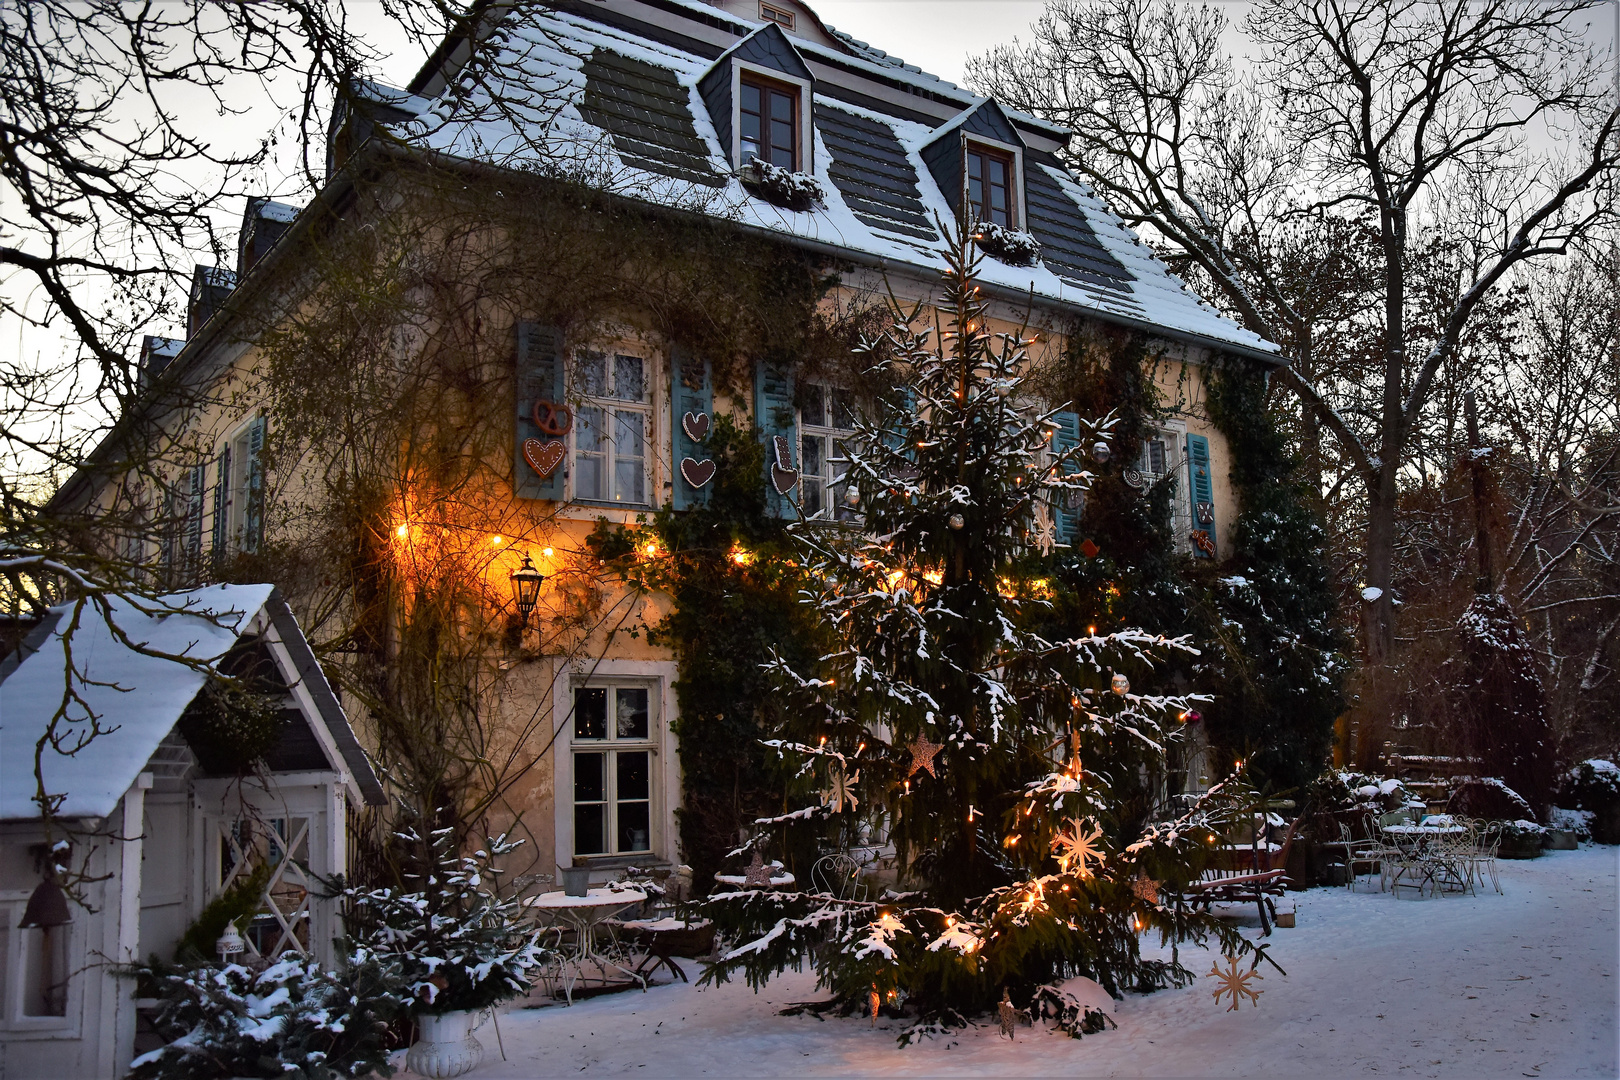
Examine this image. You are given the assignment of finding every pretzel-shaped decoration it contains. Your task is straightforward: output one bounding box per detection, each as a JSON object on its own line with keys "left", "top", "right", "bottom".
{"left": 532, "top": 400, "right": 573, "bottom": 436}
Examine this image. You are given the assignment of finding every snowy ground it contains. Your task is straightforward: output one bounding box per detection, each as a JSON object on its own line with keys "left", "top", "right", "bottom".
{"left": 409, "top": 846, "right": 1618, "bottom": 1078}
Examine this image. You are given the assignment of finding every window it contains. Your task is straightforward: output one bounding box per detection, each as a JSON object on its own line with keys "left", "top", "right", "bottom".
{"left": 573, "top": 351, "right": 652, "bottom": 505}
{"left": 211, "top": 416, "right": 266, "bottom": 562}
{"left": 739, "top": 74, "right": 799, "bottom": 170}
{"left": 572, "top": 685, "right": 656, "bottom": 857}
{"left": 965, "top": 144, "right": 1014, "bottom": 227}
{"left": 0, "top": 894, "right": 73, "bottom": 1027}
{"left": 799, "top": 383, "right": 858, "bottom": 521}
{"left": 1136, "top": 431, "right": 1192, "bottom": 554}
{"left": 759, "top": 2, "right": 795, "bottom": 29}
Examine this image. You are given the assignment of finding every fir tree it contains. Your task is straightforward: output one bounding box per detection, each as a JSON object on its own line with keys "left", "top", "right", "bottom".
{"left": 701, "top": 226, "right": 1272, "bottom": 1039}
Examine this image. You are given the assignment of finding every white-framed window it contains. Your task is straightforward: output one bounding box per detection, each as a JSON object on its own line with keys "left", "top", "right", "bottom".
{"left": 0, "top": 893, "right": 76, "bottom": 1030}
{"left": 1137, "top": 428, "right": 1192, "bottom": 554}
{"left": 798, "top": 382, "right": 859, "bottom": 521}
{"left": 211, "top": 415, "right": 267, "bottom": 560}
{"left": 572, "top": 350, "right": 653, "bottom": 506}
{"left": 571, "top": 683, "right": 657, "bottom": 857}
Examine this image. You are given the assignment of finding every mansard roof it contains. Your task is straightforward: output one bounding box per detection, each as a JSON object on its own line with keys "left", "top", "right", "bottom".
{"left": 358, "top": 0, "right": 1277, "bottom": 362}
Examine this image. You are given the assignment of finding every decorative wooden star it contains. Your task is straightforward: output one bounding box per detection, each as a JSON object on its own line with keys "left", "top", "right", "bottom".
{"left": 822, "top": 767, "right": 859, "bottom": 813}
{"left": 1208, "top": 955, "right": 1263, "bottom": 1011}
{"left": 741, "top": 850, "right": 774, "bottom": 889}
{"left": 1131, "top": 873, "right": 1160, "bottom": 905}
{"left": 869, "top": 987, "right": 881, "bottom": 1027}
{"left": 1031, "top": 505, "right": 1057, "bottom": 557}
{"left": 1052, "top": 818, "right": 1106, "bottom": 877}
{"left": 997, "top": 988, "right": 1018, "bottom": 1039}
{"left": 907, "top": 734, "right": 942, "bottom": 778}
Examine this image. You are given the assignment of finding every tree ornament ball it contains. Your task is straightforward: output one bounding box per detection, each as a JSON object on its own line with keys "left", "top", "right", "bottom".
{"left": 845, "top": 487, "right": 861, "bottom": 507}
{"left": 948, "top": 513, "right": 965, "bottom": 530}
{"left": 1111, "top": 673, "right": 1130, "bottom": 696}
{"left": 1091, "top": 440, "right": 1111, "bottom": 463}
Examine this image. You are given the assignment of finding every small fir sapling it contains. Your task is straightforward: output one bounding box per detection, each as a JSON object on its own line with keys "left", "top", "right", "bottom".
{"left": 699, "top": 222, "right": 1276, "bottom": 1041}
{"left": 972, "top": 222, "right": 1041, "bottom": 267}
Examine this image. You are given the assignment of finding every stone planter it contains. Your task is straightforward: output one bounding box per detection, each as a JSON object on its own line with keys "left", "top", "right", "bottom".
{"left": 406, "top": 1009, "right": 485, "bottom": 1078}
{"left": 1496, "top": 836, "right": 1543, "bottom": 860}
{"left": 1542, "top": 828, "right": 1578, "bottom": 850}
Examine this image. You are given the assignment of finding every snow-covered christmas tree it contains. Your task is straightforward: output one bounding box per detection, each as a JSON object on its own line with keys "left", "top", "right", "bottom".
{"left": 701, "top": 224, "right": 1272, "bottom": 1039}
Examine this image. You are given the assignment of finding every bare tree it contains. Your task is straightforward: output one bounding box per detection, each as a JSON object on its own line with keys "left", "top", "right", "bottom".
{"left": 970, "top": 0, "right": 1620, "bottom": 664}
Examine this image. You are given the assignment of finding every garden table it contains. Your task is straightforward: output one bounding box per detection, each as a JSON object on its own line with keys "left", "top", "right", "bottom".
{"left": 524, "top": 887, "right": 647, "bottom": 1003}
{"left": 1380, "top": 825, "right": 1469, "bottom": 896}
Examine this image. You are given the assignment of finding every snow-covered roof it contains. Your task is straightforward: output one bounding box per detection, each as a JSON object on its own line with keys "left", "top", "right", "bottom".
{"left": 0, "top": 584, "right": 382, "bottom": 821}
{"left": 368, "top": 0, "right": 1277, "bottom": 361}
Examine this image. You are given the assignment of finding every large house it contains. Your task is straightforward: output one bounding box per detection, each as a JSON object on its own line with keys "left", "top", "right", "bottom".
{"left": 51, "top": 0, "right": 1280, "bottom": 918}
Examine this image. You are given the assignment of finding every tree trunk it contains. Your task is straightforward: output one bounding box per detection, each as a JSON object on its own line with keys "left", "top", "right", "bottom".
{"left": 1363, "top": 464, "right": 1399, "bottom": 664}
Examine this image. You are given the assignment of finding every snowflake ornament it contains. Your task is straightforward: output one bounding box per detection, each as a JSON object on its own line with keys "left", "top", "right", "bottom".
{"left": 1031, "top": 505, "right": 1057, "bottom": 557}
{"left": 1052, "top": 818, "right": 1106, "bottom": 877}
{"left": 1208, "top": 955, "right": 1263, "bottom": 1011}
{"left": 822, "top": 767, "right": 860, "bottom": 813}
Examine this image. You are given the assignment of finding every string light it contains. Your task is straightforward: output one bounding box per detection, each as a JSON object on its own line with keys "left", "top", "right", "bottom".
{"left": 395, "top": 524, "right": 409, "bottom": 538}
{"left": 542, "top": 547, "right": 554, "bottom": 558}
{"left": 490, "top": 535, "right": 504, "bottom": 547}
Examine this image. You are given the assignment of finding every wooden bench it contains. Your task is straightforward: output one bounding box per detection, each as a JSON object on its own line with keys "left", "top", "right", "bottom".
{"left": 1185, "top": 818, "right": 1299, "bottom": 928}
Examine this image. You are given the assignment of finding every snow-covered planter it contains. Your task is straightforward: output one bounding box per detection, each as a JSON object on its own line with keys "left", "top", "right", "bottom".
{"left": 1555, "top": 760, "right": 1620, "bottom": 843}
{"left": 1491, "top": 818, "right": 1546, "bottom": 860}
{"left": 405, "top": 1009, "right": 486, "bottom": 1078}
{"left": 972, "top": 222, "right": 1041, "bottom": 267}
{"left": 738, "top": 158, "right": 823, "bottom": 211}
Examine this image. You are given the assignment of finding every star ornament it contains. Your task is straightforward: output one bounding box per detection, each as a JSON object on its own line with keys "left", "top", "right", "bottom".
{"left": 1051, "top": 819, "right": 1106, "bottom": 877}
{"left": 741, "top": 850, "right": 775, "bottom": 889}
{"left": 997, "top": 988, "right": 1020, "bottom": 1039}
{"left": 1131, "top": 873, "right": 1160, "bottom": 905}
{"left": 907, "top": 734, "right": 942, "bottom": 778}
{"left": 822, "top": 767, "right": 860, "bottom": 813}
{"left": 1208, "top": 955, "right": 1264, "bottom": 1011}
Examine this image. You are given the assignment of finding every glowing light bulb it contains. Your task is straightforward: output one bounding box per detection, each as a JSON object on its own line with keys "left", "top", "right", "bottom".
{"left": 543, "top": 547, "right": 554, "bottom": 558}
{"left": 491, "top": 535, "right": 504, "bottom": 547}
{"left": 395, "top": 524, "right": 409, "bottom": 538}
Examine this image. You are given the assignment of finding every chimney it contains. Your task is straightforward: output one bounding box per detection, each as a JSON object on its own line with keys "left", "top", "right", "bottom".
{"left": 237, "top": 198, "right": 300, "bottom": 275}
{"left": 187, "top": 265, "right": 237, "bottom": 338}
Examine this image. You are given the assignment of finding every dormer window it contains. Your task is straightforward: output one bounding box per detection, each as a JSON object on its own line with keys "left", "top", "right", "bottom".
{"left": 740, "top": 74, "right": 800, "bottom": 170}
{"left": 966, "top": 143, "right": 1015, "bottom": 227}
{"left": 760, "top": 3, "right": 795, "bottom": 30}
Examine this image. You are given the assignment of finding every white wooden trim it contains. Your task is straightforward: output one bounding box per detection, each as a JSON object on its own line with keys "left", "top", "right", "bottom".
{"left": 961, "top": 132, "right": 1026, "bottom": 231}
{"left": 731, "top": 59, "right": 814, "bottom": 173}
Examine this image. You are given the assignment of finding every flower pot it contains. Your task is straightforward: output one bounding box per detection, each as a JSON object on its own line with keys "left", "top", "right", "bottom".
{"left": 561, "top": 866, "right": 591, "bottom": 897}
{"left": 406, "top": 1009, "right": 485, "bottom": 1078}
{"left": 1541, "top": 828, "right": 1578, "bottom": 850}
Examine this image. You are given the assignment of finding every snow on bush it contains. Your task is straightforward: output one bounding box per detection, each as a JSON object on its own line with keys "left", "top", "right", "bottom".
{"left": 1549, "top": 806, "right": 1594, "bottom": 840}
{"left": 1558, "top": 759, "right": 1620, "bottom": 809}
{"left": 739, "top": 158, "right": 824, "bottom": 211}
{"left": 1447, "top": 776, "right": 1533, "bottom": 821}
{"left": 972, "top": 222, "right": 1041, "bottom": 266}
{"left": 1309, "top": 769, "right": 1410, "bottom": 814}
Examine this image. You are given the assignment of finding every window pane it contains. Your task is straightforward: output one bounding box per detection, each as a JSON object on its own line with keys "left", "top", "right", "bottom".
{"left": 575, "top": 406, "right": 605, "bottom": 501}
{"left": 575, "top": 803, "right": 607, "bottom": 856}
{"left": 770, "top": 135, "right": 794, "bottom": 169}
{"left": 615, "top": 457, "right": 645, "bottom": 504}
{"left": 613, "top": 409, "right": 644, "bottom": 458}
{"left": 21, "top": 926, "right": 68, "bottom": 1017}
{"left": 769, "top": 88, "right": 794, "bottom": 122}
{"left": 801, "top": 433, "right": 823, "bottom": 477}
{"left": 613, "top": 410, "right": 645, "bottom": 504}
{"left": 576, "top": 350, "right": 607, "bottom": 396}
{"left": 615, "top": 688, "right": 649, "bottom": 739}
{"left": 741, "top": 82, "right": 761, "bottom": 117}
{"left": 968, "top": 151, "right": 983, "bottom": 182}
{"left": 801, "top": 383, "right": 825, "bottom": 427}
{"left": 575, "top": 687, "right": 607, "bottom": 739}
{"left": 612, "top": 354, "right": 644, "bottom": 402}
{"left": 968, "top": 173, "right": 984, "bottom": 217}
{"left": 576, "top": 405, "right": 605, "bottom": 452}
{"left": 618, "top": 800, "right": 651, "bottom": 853}
{"left": 575, "top": 751, "right": 605, "bottom": 802}
{"left": 831, "top": 389, "right": 854, "bottom": 429}
{"left": 617, "top": 750, "right": 650, "bottom": 801}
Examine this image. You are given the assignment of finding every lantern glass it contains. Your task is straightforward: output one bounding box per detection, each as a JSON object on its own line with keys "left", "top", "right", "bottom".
{"left": 510, "top": 556, "right": 545, "bottom": 622}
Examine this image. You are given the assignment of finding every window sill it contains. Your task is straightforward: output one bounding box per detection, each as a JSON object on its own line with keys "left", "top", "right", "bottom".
{"left": 574, "top": 853, "right": 670, "bottom": 870}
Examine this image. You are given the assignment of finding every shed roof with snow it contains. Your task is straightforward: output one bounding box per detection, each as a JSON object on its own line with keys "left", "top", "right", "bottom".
{"left": 0, "top": 584, "right": 383, "bottom": 822}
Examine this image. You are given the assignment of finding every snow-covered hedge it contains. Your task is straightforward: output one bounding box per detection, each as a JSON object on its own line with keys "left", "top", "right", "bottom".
{"left": 973, "top": 222, "right": 1041, "bottom": 267}
{"left": 1557, "top": 759, "right": 1620, "bottom": 809}
{"left": 1308, "top": 770, "right": 1410, "bottom": 815}
{"left": 739, "top": 159, "right": 823, "bottom": 211}
{"left": 1447, "top": 776, "right": 1534, "bottom": 821}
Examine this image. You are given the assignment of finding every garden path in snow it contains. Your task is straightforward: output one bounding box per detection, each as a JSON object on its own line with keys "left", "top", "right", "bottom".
{"left": 420, "top": 846, "right": 1617, "bottom": 1078}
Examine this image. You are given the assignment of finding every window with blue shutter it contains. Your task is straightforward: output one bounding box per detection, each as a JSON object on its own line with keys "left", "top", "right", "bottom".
{"left": 184, "top": 464, "right": 206, "bottom": 572}
{"left": 1185, "top": 432, "right": 1217, "bottom": 558}
{"left": 754, "top": 360, "right": 797, "bottom": 518}
{"left": 515, "top": 322, "right": 566, "bottom": 501}
{"left": 211, "top": 446, "right": 231, "bottom": 566}
{"left": 1049, "top": 410, "right": 1083, "bottom": 545}
{"left": 670, "top": 345, "right": 714, "bottom": 511}
{"left": 242, "top": 416, "right": 266, "bottom": 554}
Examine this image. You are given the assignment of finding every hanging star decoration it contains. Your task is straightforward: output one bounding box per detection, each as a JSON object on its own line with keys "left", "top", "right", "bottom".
{"left": 1052, "top": 818, "right": 1106, "bottom": 877}
{"left": 869, "top": 987, "right": 881, "bottom": 1027}
{"left": 823, "top": 766, "right": 860, "bottom": 812}
{"left": 997, "top": 988, "right": 1020, "bottom": 1039}
{"left": 1131, "top": 873, "right": 1160, "bottom": 905}
{"left": 741, "top": 850, "right": 775, "bottom": 889}
{"left": 1208, "top": 955, "right": 1264, "bottom": 1011}
{"left": 907, "top": 733, "right": 942, "bottom": 778}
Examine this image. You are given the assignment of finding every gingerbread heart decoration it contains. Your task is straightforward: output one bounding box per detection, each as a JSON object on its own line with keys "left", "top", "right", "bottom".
{"left": 680, "top": 457, "right": 716, "bottom": 488}
{"left": 522, "top": 437, "right": 566, "bottom": 480}
{"left": 681, "top": 411, "right": 711, "bottom": 443}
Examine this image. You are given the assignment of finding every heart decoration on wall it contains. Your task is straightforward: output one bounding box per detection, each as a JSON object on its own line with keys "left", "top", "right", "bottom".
{"left": 681, "top": 411, "right": 711, "bottom": 443}
{"left": 522, "top": 437, "right": 566, "bottom": 480}
{"left": 680, "top": 457, "right": 716, "bottom": 488}
{"left": 770, "top": 435, "right": 797, "bottom": 495}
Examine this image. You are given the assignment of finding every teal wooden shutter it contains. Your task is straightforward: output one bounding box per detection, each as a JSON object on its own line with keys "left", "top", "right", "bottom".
{"left": 1185, "top": 432, "right": 1216, "bottom": 557}
{"left": 211, "top": 446, "right": 231, "bottom": 563}
{"left": 1049, "top": 410, "right": 1082, "bottom": 545}
{"left": 670, "top": 345, "right": 713, "bottom": 511}
{"left": 516, "top": 322, "right": 566, "bottom": 501}
{"left": 185, "top": 464, "right": 206, "bottom": 569}
{"left": 243, "top": 416, "right": 267, "bottom": 554}
{"left": 754, "top": 360, "right": 796, "bottom": 518}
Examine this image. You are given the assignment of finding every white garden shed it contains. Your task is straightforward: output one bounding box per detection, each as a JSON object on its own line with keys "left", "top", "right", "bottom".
{"left": 0, "top": 583, "right": 383, "bottom": 1079}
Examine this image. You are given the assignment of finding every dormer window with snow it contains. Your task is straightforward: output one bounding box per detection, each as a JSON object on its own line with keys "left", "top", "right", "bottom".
{"left": 966, "top": 143, "right": 1015, "bottom": 228}
{"left": 740, "top": 73, "right": 800, "bottom": 170}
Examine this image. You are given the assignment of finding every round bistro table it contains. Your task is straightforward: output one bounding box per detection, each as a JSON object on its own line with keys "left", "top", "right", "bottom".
{"left": 524, "top": 887, "right": 647, "bottom": 1003}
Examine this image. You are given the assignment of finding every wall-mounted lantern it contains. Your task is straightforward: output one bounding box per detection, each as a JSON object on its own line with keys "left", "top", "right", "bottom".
{"left": 510, "top": 555, "right": 545, "bottom": 626}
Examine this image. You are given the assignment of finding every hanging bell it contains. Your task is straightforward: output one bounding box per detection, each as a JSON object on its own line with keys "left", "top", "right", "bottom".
{"left": 18, "top": 877, "right": 71, "bottom": 929}
{"left": 1110, "top": 673, "right": 1130, "bottom": 696}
